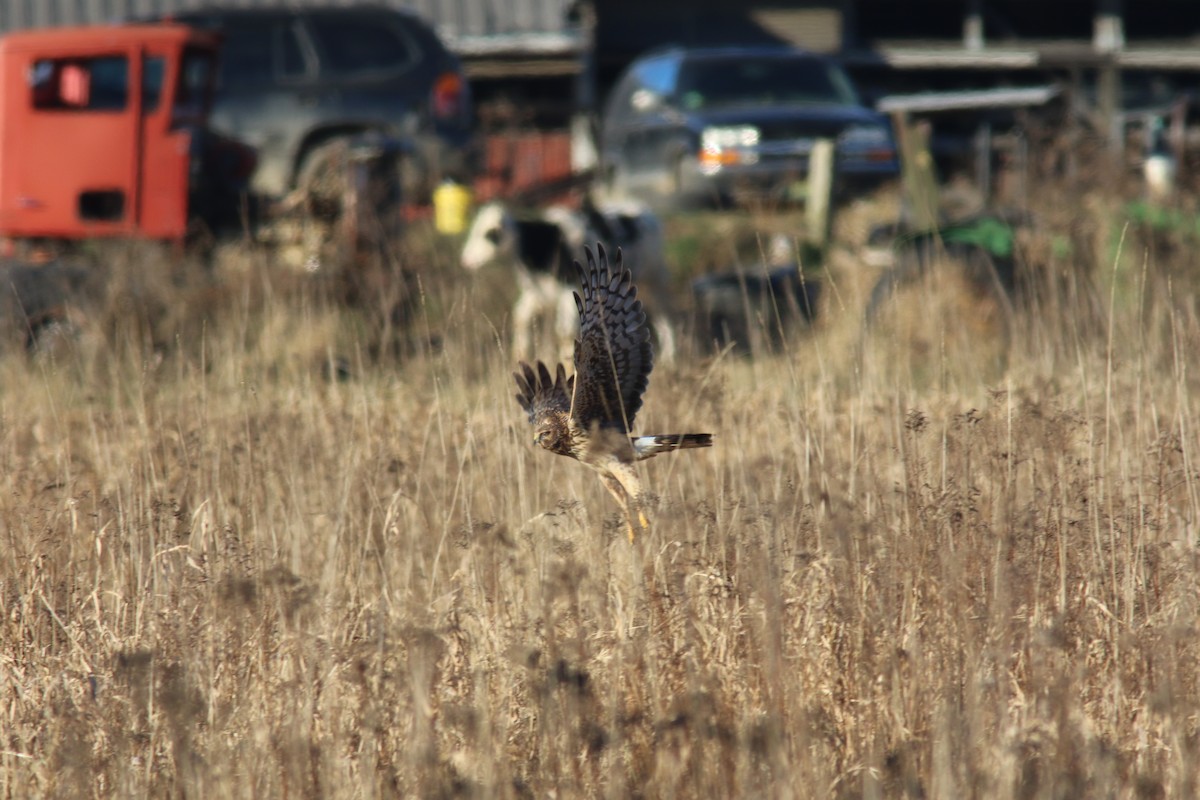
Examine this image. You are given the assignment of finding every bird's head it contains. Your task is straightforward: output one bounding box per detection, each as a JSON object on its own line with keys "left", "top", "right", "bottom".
{"left": 534, "top": 420, "right": 569, "bottom": 454}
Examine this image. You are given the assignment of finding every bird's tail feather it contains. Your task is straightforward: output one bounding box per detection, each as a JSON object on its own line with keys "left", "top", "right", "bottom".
{"left": 632, "top": 433, "right": 713, "bottom": 458}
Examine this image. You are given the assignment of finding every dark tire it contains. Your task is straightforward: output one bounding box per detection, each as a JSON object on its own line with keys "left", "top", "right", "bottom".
{"left": 295, "top": 139, "right": 354, "bottom": 221}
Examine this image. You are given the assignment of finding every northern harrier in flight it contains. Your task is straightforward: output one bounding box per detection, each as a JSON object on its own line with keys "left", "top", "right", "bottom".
{"left": 514, "top": 244, "right": 711, "bottom": 540}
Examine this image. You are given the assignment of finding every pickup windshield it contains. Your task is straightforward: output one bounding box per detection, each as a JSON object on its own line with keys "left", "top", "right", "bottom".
{"left": 676, "top": 56, "right": 859, "bottom": 110}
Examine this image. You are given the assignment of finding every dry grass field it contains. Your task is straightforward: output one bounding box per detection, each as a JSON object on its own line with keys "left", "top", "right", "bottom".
{"left": 2, "top": 186, "right": 1199, "bottom": 799}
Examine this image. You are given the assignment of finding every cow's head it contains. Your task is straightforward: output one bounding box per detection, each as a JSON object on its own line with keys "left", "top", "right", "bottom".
{"left": 460, "top": 202, "right": 517, "bottom": 271}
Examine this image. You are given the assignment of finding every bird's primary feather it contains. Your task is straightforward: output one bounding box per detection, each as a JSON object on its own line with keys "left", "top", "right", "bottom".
{"left": 514, "top": 360, "right": 572, "bottom": 424}
{"left": 570, "top": 244, "right": 653, "bottom": 433}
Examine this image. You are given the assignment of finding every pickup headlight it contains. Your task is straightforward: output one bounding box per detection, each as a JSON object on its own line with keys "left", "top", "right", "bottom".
{"left": 701, "top": 125, "right": 760, "bottom": 150}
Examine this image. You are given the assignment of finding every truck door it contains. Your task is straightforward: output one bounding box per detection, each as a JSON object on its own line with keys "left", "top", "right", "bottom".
{"left": 138, "top": 46, "right": 212, "bottom": 241}
{"left": 14, "top": 49, "right": 141, "bottom": 237}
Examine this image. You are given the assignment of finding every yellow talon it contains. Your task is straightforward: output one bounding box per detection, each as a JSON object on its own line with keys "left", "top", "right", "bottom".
{"left": 626, "top": 509, "right": 650, "bottom": 542}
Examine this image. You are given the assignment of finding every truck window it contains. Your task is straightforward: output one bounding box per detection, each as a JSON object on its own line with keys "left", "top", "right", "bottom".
{"left": 30, "top": 55, "right": 128, "bottom": 111}
{"left": 144, "top": 56, "right": 165, "bottom": 112}
{"left": 174, "top": 49, "right": 214, "bottom": 124}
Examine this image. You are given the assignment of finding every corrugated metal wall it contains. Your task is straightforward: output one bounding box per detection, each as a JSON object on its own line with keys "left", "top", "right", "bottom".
{"left": 0, "top": 0, "right": 576, "bottom": 45}
{"left": 594, "top": 0, "right": 847, "bottom": 60}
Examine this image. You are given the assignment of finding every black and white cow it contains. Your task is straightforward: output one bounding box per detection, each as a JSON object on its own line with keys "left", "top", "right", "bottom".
{"left": 460, "top": 198, "right": 677, "bottom": 363}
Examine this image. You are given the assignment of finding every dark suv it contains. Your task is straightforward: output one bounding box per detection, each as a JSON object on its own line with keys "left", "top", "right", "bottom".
{"left": 167, "top": 4, "right": 472, "bottom": 203}
{"left": 599, "top": 46, "right": 898, "bottom": 209}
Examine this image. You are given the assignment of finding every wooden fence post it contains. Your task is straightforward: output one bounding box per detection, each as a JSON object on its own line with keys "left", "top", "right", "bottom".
{"left": 891, "top": 110, "right": 940, "bottom": 231}
{"left": 806, "top": 138, "right": 836, "bottom": 250}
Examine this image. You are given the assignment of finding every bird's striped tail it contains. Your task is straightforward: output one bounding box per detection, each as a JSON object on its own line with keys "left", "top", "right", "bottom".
{"left": 632, "top": 433, "right": 713, "bottom": 459}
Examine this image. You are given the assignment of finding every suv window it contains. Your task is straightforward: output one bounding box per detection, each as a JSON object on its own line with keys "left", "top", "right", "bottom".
{"left": 307, "top": 16, "right": 419, "bottom": 76}
{"left": 218, "top": 18, "right": 306, "bottom": 87}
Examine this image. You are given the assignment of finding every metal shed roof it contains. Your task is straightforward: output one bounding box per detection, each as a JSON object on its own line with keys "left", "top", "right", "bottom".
{"left": 0, "top": 0, "right": 583, "bottom": 57}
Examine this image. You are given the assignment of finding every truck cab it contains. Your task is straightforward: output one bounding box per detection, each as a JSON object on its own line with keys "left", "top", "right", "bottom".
{"left": 0, "top": 24, "right": 255, "bottom": 247}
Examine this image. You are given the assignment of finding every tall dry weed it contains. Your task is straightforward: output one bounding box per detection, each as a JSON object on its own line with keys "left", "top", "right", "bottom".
{"left": 1, "top": 185, "right": 1198, "bottom": 798}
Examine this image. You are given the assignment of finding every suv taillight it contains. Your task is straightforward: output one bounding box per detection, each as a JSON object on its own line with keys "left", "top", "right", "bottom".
{"left": 432, "top": 71, "right": 465, "bottom": 121}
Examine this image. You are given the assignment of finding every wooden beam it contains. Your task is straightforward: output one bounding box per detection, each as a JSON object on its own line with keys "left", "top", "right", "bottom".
{"left": 1094, "top": 0, "right": 1124, "bottom": 53}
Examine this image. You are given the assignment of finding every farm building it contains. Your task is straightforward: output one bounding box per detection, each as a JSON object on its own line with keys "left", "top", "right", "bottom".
{"left": 4, "top": 1, "right": 1200, "bottom": 118}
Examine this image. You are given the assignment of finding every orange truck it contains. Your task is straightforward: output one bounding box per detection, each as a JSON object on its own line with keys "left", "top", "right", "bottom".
{"left": 0, "top": 23, "right": 255, "bottom": 250}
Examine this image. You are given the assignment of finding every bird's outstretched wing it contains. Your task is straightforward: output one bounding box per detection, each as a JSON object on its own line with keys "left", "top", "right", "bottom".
{"left": 514, "top": 361, "right": 573, "bottom": 425}
{"left": 570, "top": 244, "right": 653, "bottom": 433}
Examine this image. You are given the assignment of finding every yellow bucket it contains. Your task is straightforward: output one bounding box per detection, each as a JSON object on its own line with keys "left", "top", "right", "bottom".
{"left": 433, "top": 180, "right": 473, "bottom": 235}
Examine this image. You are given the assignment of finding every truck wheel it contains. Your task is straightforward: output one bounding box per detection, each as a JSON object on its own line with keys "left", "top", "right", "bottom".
{"left": 295, "top": 139, "right": 353, "bottom": 220}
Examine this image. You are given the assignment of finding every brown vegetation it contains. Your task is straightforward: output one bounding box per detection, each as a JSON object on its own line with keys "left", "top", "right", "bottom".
{"left": 2, "top": 185, "right": 1198, "bottom": 798}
